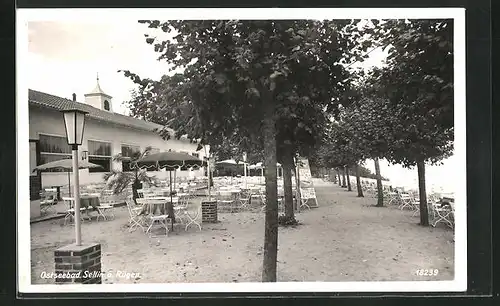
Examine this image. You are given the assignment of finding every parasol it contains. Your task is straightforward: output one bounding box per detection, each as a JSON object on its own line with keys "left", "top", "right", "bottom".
{"left": 33, "top": 158, "right": 102, "bottom": 197}
{"left": 134, "top": 151, "right": 203, "bottom": 230}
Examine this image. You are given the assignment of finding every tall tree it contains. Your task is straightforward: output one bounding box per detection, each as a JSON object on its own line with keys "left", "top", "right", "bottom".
{"left": 345, "top": 166, "right": 352, "bottom": 191}
{"left": 367, "top": 19, "right": 454, "bottom": 225}
{"left": 123, "top": 19, "right": 365, "bottom": 280}
{"left": 373, "top": 158, "right": 384, "bottom": 207}
{"left": 354, "top": 163, "right": 364, "bottom": 197}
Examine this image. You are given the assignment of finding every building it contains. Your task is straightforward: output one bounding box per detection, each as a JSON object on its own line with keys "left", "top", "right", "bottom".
{"left": 29, "top": 78, "right": 208, "bottom": 199}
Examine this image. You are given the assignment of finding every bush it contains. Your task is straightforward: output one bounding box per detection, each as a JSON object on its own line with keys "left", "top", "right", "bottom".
{"left": 278, "top": 214, "right": 300, "bottom": 227}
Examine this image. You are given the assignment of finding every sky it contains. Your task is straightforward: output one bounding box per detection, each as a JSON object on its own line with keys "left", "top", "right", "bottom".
{"left": 26, "top": 20, "right": 458, "bottom": 193}
{"left": 28, "top": 21, "right": 171, "bottom": 116}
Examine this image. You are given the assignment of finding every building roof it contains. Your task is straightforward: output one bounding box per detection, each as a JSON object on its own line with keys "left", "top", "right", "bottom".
{"left": 29, "top": 89, "right": 164, "bottom": 132}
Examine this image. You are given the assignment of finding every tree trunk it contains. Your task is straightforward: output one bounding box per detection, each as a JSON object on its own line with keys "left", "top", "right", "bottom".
{"left": 294, "top": 157, "right": 301, "bottom": 212}
{"left": 374, "top": 158, "right": 384, "bottom": 207}
{"left": 355, "top": 164, "right": 364, "bottom": 197}
{"left": 167, "top": 171, "right": 176, "bottom": 223}
{"left": 337, "top": 168, "right": 342, "bottom": 186}
{"left": 417, "top": 160, "right": 429, "bottom": 226}
{"left": 282, "top": 152, "right": 295, "bottom": 220}
{"left": 345, "top": 166, "right": 352, "bottom": 191}
{"left": 261, "top": 89, "right": 278, "bottom": 282}
{"left": 132, "top": 178, "right": 142, "bottom": 204}
{"left": 341, "top": 167, "right": 347, "bottom": 188}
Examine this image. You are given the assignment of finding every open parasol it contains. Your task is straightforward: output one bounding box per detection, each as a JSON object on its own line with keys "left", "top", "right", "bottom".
{"left": 134, "top": 151, "right": 203, "bottom": 230}
{"left": 33, "top": 158, "right": 102, "bottom": 197}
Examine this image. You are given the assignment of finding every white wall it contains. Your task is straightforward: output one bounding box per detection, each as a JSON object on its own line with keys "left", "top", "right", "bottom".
{"left": 29, "top": 106, "right": 208, "bottom": 188}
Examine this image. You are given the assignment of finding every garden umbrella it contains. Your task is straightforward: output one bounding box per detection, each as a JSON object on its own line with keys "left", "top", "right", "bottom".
{"left": 216, "top": 159, "right": 239, "bottom": 165}
{"left": 134, "top": 151, "right": 203, "bottom": 230}
{"left": 215, "top": 159, "right": 242, "bottom": 183}
{"left": 33, "top": 159, "right": 102, "bottom": 197}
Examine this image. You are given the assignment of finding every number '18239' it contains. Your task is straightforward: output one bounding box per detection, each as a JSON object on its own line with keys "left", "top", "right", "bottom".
{"left": 415, "top": 269, "right": 439, "bottom": 276}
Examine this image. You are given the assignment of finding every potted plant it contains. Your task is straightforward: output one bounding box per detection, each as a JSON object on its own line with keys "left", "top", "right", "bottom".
{"left": 103, "top": 146, "right": 156, "bottom": 204}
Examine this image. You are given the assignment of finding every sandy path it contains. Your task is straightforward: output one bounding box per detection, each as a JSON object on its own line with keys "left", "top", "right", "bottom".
{"left": 30, "top": 180, "right": 454, "bottom": 284}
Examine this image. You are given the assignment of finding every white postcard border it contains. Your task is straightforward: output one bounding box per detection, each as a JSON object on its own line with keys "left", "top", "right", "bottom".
{"left": 17, "top": 7, "right": 467, "bottom": 294}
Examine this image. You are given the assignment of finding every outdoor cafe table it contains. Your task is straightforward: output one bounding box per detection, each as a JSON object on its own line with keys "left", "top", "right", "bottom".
{"left": 139, "top": 197, "right": 170, "bottom": 216}
{"left": 143, "top": 189, "right": 190, "bottom": 201}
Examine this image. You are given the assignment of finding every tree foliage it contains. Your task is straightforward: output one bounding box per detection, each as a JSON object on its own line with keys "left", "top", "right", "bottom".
{"left": 357, "top": 19, "right": 454, "bottom": 223}
{"left": 122, "top": 19, "right": 368, "bottom": 281}
{"left": 367, "top": 19, "right": 454, "bottom": 167}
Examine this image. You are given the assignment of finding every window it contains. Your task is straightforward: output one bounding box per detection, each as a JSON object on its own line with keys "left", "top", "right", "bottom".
{"left": 88, "top": 140, "right": 112, "bottom": 172}
{"left": 104, "top": 100, "right": 110, "bottom": 111}
{"left": 39, "top": 134, "right": 72, "bottom": 172}
{"left": 29, "top": 141, "right": 38, "bottom": 176}
{"left": 121, "top": 144, "right": 140, "bottom": 172}
{"left": 191, "top": 152, "right": 200, "bottom": 158}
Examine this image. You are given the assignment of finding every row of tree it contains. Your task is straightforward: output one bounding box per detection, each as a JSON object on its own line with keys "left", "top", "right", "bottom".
{"left": 120, "top": 19, "right": 453, "bottom": 281}
{"left": 312, "top": 19, "right": 453, "bottom": 225}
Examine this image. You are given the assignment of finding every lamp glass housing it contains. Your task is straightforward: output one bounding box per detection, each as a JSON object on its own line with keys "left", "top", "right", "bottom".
{"left": 62, "top": 109, "right": 88, "bottom": 146}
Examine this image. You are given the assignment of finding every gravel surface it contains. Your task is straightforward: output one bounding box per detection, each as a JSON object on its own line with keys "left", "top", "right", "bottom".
{"left": 30, "top": 180, "right": 454, "bottom": 284}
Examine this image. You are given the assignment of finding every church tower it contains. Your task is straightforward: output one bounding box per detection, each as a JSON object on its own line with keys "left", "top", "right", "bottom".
{"left": 84, "top": 74, "right": 113, "bottom": 112}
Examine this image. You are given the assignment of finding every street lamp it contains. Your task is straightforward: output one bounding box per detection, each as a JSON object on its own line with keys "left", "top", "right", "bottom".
{"left": 61, "top": 108, "right": 88, "bottom": 246}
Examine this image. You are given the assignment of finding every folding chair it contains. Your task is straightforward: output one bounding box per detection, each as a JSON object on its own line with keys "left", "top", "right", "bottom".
{"left": 385, "top": 191, "right": 399, "bottom": 206}
{"left": 300, "top": 188, "right": 317, "bottom": 210}
{"left": 217, "top": 190, "right": 236, "bottom": 212}
{"left": 177, "top": 191, "right": 191, "bottom": 208}
{"left": 430, "top": 202, "right": 454, "bottom": 228}
{"left": 169, "top": 197, "right": 189, "bottom": 223}
{"left": 398, "top": 194, "right": 413, "bottom": 210}
{"left": 249, "top": 187, "right": 263, "bottom": 205}
{"left": 236, "top": 190, "right": 251, "bottom": 210}
{"left": 139, "top": 198, "right": 170, "bottom": 237}
{"left": 127, "top": 197, "right": 146, "bottom": 232}
{"left": 39, "top": 188, "right": 57, "bottom": 215}
{"left": 182, "top": 200, "right": 202, "bottom": 231}
{"left": 410, "top": 196, "right": 421, "bottom": 217}
{"left": 62, "top": 197, "right": 87, "bottom": 225}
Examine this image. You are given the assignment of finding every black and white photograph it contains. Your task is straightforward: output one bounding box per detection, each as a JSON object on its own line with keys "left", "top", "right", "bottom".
{"left": 17, "top": 8, "right": 466, "bottom": 293}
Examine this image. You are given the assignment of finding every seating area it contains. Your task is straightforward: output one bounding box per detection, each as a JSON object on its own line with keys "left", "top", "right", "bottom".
{"left": 132, "top": 185, "right": 203, "bottom": 236}
{"left": 333, "top": 177, "right": 455, "bottom": 230}
{"left": 382, "top": 189, "right": 455, "bottom": 229}
{"left": 31, "top": 177, "right": 455, "bottom": 284}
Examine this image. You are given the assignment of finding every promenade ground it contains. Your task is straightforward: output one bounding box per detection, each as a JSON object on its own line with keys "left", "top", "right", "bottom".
{"left": 30, "top": 179, "right": 454, "bottom": 284}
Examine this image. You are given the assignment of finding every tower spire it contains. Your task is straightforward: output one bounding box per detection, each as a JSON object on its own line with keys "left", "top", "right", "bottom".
{"left": 97, "top": 72, "right": 99, "bottom": 82}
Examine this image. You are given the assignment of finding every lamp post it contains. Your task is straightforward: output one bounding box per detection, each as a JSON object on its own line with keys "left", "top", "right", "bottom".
{"left": 61, "top": 108, "right": 88, "bottom": 246}
{"left": 243, "top": 152, "right": 247, "bottom": 189}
